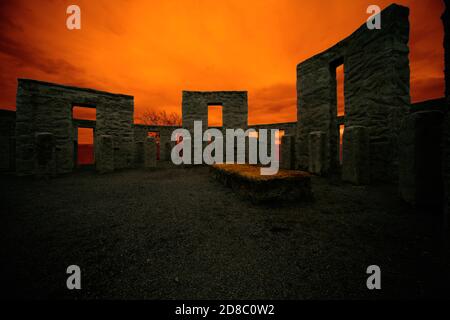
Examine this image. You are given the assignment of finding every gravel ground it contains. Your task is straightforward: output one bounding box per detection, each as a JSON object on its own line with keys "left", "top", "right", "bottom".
{"left": 0, "top": 165, "right": 448, "bottom": 299}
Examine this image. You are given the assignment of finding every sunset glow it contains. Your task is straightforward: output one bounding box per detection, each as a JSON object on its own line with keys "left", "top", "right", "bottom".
{"left": 0, "top": 0, "right": 445, "bottom": 125}
{"left": 208, "top": 105, "right": 223, "bottom": 127}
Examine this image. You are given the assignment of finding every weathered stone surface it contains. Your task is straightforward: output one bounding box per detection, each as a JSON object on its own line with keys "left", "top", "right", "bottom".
{"left": 182, "top": 91, "right": 248, "bottom": 131}
{"left": 210, "top": 164, "right": 312, "bottom": 203}
{"left": 134, "top": 124, "right": 180, "bottom": 162}
{"left": 252, "top": 122, "right": 297, "bottom": 137}
{"left": 134, "top": 141, "right": 144, "bottom": 167}
{"left": 296, "top": 4, "right": 410, "bottom": 182}
{"left": 35, "top": 132, "right": 56, "bottom": 177}
{"left": 280, "top": 135, "right": 295, "bottom": 170}
{"left": 96, "top": 135, "right": 114, "bottom": 173}
{"left": 15, "top": 79, "right": 134, "bottom": 175}
{"left": 342, "top": 126, "right": 370, "bottom": 185}
{"left": 144, "top": 136, "right": 157, "bottom": 168}
{"left": 308, "top": 131, "right": 326, "bottom": 175}
{"left": 182, "top": 91, "right": 247, "bottom": 163}
{"left": 399, "top": 111, "right": 444, "bottom": 209}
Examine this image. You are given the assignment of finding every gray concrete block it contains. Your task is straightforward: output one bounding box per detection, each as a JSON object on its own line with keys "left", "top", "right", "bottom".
{"left": 15, "top": 79, "right": 134, "bottom": 175}
{"left": 296, "top": 4, "right": 410, "bottom": 181}
{"left": 134, "top": 141, "right": 144, "bottom": 167}
{"left": 342, "top": 126, "right": 370, "bottom": 185}
{"left": 280, "top": 135, "right": 295, "bottom": 170}
{"left": 308, "top": 131, "right": 326, "bottom": 175}
{"left": 144, "top": 136, "right": 157, "bottom": 168}
{"left": 35, "top": 132, "right": 56, "bottom": 177}
{"left": 96, "top": 135, "right": 114, "bottom": 173}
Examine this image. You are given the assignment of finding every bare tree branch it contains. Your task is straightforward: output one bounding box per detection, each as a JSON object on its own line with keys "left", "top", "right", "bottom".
{"left": 139, "top": 108, "right": 182, "bottom": 126}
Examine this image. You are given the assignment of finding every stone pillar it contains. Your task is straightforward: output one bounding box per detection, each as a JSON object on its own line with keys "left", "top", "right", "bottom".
{"left": 160, "top": 132, "right": 172, "bottom": 161}
{"left": 399, "top": 111, "right": 444, "bottom": 208}
{"left": 280, "top": 135, "right": 295, "bottom": 170}
{"left": 144, "top": 136, "right": 157, "bottom": 168}
{"left": 308, "top": 131, "right": 326, "bottom": 175}
{"left": 134, "top": 141, "right": 144, "bottom": 167}
{"left": 96, "top": 135, "right": 114, "bottom": 173}
{"left": 342, "top": 126, "right": 370, "bottom": 185}
{"left": 163, "top": 141, "right": 172, "bottom": 161}
{"left": 35, "top": 132, "right": 55, "bottom": 177}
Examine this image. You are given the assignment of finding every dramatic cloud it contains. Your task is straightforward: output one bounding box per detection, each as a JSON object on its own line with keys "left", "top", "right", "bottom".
{"left": 0, "top": 0, "right": 445, "bottom": 123}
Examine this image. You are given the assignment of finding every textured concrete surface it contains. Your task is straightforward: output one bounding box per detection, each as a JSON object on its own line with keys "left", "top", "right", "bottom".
{"left": 134, "top": 125, "right": 180, "bottom": 162}
{"left": 144, "top": 137, "right": 157, "bottom": 168}
{"left": 182, "top": 91, "right": 248, "bottom": 132}
{"left": 297, "top": 4, "right": 410, "bottom": 182}
{"left": 34, "top": 132, "right": 56, "bottom": 177}
{"left": 15, "top": 79, "right": 134, "bottom": 175}
{"left": 342, "top": 126, "right": 370, "bottom": 185}
{"left": 308, "top": 131, "right": 326, "bottom": 175}
{"left": 210, "top": 164, "right": 312, "bottom": 203}
{"left": 280, "top": 135, "right": 295, "bottom": 170}
{"left": 96, "top": 135, "right": 114, "bottom": 174}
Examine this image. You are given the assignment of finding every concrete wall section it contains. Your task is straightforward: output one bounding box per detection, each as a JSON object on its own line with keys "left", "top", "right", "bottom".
{"left": 144, "top": 136, "right": 157, "bottom": 168}
{"left": 308, "top": 131, "right": 326, "bottom": 175}
{"left": 15, "top": 79, "right": 134, "bottom": 175}
{"left": 182, "top": 91, "right": 248, "bottom": 131}
{"left": 96, "top": 135, "right": 114, "bottom": 173}
{"left": 134, "top": 125, "right": 180, "bottom": 162}
{"left": 296, "top": 4, "right": 410, "bottom": 181}
{"left": 342, "top": 126, "right": 370, "bottom": 185}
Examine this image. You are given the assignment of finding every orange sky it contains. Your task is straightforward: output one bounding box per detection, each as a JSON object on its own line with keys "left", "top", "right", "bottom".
{"left": 0, "top": 0, "right": 445, "bottom": 125}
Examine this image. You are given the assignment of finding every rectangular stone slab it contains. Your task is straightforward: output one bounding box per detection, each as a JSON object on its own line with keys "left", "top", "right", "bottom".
{"left": 342, "top": 126, "right": 370, "bottom": 185}
{"left": 144, "top": 136, "right": 157, "bottom": 168}
{"left": 35, "top": 132, "right": 55, "bottom": 176}
{"left": 210, "top": 164, "right": 312, "bottom": 203}
{"left": 96, "top": 135, "right": 114, "bottom": 173}
{"left": 280, "top": 135, "right": 295, "bottom": 170}
{"left": 308, "top": 131, "right": 326, "bottom": 175}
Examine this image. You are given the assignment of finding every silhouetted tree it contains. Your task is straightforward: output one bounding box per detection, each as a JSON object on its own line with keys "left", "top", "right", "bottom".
{"left": 139, "top": 108, "right": 182, "bottom": 126}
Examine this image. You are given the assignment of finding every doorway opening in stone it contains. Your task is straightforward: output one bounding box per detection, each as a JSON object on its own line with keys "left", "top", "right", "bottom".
{"left": 76, "top": 127, "right": 94, "bottom": 166}
{"left": 330, "top": 59, "right": 345, "bottom": 172}
{"left": 336, "top": 64, "right": 345, "bottom": 117}
{"left": 208, "top": 105, "right": 223, "bottom": 127}
{"left": 148, "top": 131, "right": 160, "bottom": 160}
{"left": 72, "top": 105, "right": 96, "bottom": 169}
{"left": 336, "top": 64, "right": 345, "bottom": 166}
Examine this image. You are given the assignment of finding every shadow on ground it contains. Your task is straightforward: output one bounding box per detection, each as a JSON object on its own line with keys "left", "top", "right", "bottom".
{"left": 0, "top": 165, "right": 448, "bottom": 299}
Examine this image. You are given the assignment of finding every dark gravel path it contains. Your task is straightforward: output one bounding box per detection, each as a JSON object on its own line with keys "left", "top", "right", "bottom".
{"left": 0, "top": 166, "right": 448, "bottom": 299}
